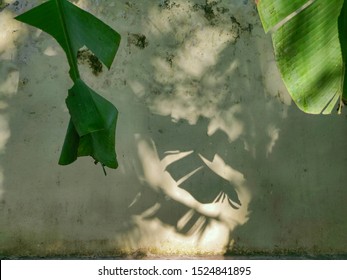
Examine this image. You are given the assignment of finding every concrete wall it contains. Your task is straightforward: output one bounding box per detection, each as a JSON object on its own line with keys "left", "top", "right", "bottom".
{"left": 1, "top": 0, "right": 347, "bottom": 257}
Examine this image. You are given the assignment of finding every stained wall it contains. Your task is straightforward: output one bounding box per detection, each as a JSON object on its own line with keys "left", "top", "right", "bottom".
{"left": 1, "top": 0, "right": 347, "bottom": 257}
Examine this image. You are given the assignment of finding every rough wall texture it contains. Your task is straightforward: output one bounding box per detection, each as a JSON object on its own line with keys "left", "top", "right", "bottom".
{"left": 1, "top": 0, "right": 347, "bottom": 257}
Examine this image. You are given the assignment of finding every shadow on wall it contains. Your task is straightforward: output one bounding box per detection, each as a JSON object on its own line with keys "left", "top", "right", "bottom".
{"left": 120, "top": 0, "right": 347, "bottom": 254}
{"left": 1, "top": 0, "right": 347, "bottom": 257}
{"left": 0, "top": 4, "right": 26, "bottom": 205}
{"left": 115, "top": 0, "right": 293, "bottom": 254}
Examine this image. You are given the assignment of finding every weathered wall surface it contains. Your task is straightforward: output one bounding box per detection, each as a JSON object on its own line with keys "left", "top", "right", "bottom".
{"left": 1, "top": 0, "right": 347, "bottom": 257}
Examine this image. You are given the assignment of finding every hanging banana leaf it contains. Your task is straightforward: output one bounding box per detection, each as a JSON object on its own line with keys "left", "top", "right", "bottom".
{"left": 15, "top": 0, "right": 120, "bottom": 79}
{"left": 257, "top": 0, "right": 346, "bottom": 114}
{"left": 59, "top": 79, "right": 118, "bottom": 169}
{"left": 15, "top": 0, "right": 121, "bottom": 169}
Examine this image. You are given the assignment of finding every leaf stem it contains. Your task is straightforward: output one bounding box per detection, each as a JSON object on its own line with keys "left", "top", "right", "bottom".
{"left": 55, "top": 0, "right": 80, "bottom": 81}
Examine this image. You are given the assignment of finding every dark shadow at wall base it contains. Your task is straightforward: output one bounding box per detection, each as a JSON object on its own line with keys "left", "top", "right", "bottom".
{"left": 224, "top": 247, "right": 347, "bottom": 260}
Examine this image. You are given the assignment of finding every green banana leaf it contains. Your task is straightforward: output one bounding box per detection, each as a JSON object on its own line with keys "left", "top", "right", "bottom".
{"left": 257, "top": 0, "right": 346, "bottom": 114}
{"left": 66, "top": 79, "right": 116, "bottom": 137}
{"left": 58, "top": 118, "right": 117, "bottom": 170}
{"left": 15, "top": 0, "right": 120, "bottom": 80}
{"left": 339, "top": 0, "right": 347, "bottom": 104}
{"left": 15, "top": 0, "right": 121, "bottom": 169}
{"left": 59, "top": 79, "right": 118, "bottom": 169}
{"left": 258, "top": 0, "right": 310, "bottom": 32}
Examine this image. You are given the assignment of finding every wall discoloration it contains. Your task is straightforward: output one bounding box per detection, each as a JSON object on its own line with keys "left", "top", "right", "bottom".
{"left": 1, "top": 0, "right": 347, "bottom": 257}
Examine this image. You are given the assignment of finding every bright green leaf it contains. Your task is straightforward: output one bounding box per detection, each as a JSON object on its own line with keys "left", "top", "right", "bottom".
{"left": 339, "top": 0, "right": 347, "bottom": 105}
{"left": 258, "top": 0, "right": 344, "bottom": 114}
{"left": 258, "top": 0, "right": 312, "bottom": 32}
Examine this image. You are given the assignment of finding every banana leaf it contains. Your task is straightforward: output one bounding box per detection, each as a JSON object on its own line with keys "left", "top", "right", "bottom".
{"left": 15, "top": 0, "right": 121, "bottom": 169}
{"left": 59, "top": 79, "right": 118, "bottom": 169}
{"left": 257, "top": 0, "right": 346, "bottom": 114}
{"left": 15, "top": 0, "right": 120, "bottom": 79}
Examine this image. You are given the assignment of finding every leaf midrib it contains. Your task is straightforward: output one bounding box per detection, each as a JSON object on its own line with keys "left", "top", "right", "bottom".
{"left": 55, "top": 0, "right": 80, "bottom": 81}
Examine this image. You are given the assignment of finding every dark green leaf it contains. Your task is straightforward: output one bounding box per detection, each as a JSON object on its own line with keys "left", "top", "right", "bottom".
{"left": 58, "top": 119, "right": 79, "bottom": 165}
{"left": 15, "top": 0, "right": 121, "bottom": 80}
{"left": 66, "top": 79, "right": 116, "bottom": 136}
{"left": 16, "top": 0, "right": 121, "bottom": 169}
{"left": 60, "top": 80, "right": 119, "bottom": 169}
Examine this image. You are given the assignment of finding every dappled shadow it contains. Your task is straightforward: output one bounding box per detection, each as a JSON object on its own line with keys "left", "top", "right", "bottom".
{"left": 0, "top": 3, "right": 27, "bottom": 204}
{"left": 1, "top": 0, "right": 347, "bottom": 257}
{"left": 115, "top": 0, "right": 291, "bottom": 253}
{"left": 119, "top": 0, "right": 347, "bottom": 255}
{"left": 231, "top": 105, "right": 347, "bottom": 254}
